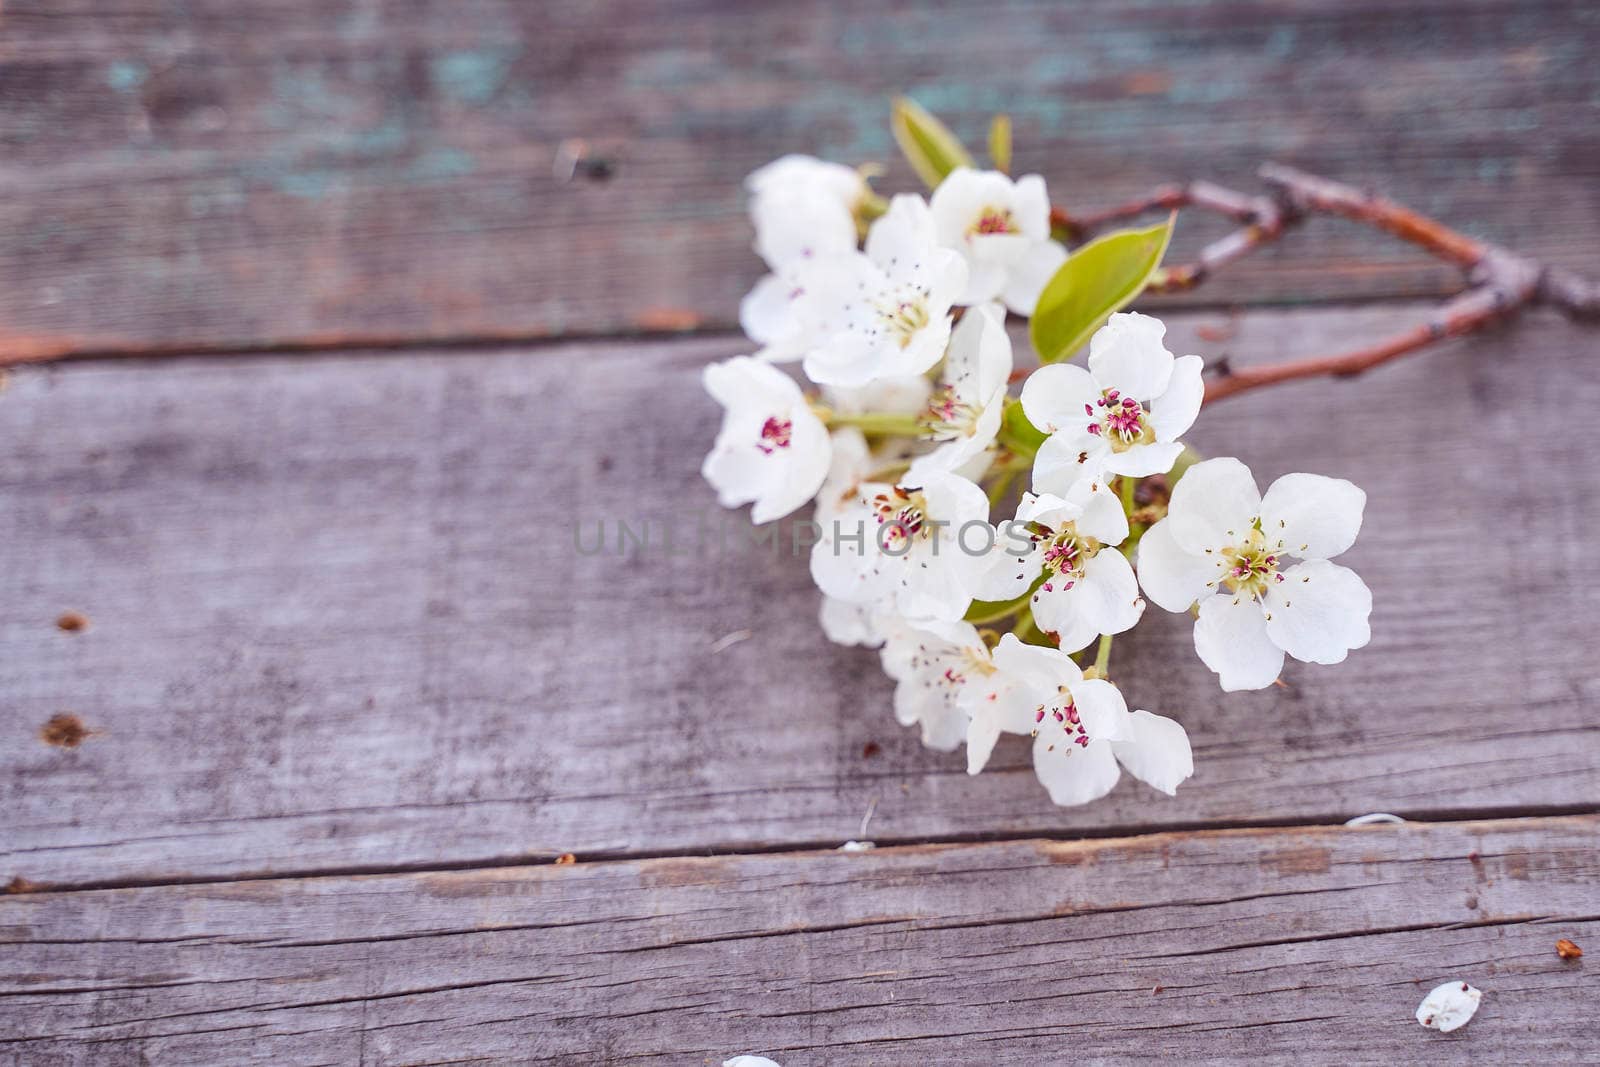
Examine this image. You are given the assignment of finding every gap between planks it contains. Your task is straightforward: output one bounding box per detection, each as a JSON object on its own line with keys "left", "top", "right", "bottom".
{"left": 0, "top": 291, "right": 1453, "bottom": 369}
{"left": 8, "top": 807, "right": 1597, "bottom": 897}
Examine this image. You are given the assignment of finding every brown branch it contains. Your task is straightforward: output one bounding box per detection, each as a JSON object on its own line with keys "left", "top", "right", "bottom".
{"left": 1060, "top": 163, "right": 1597, "bottom": 404}
{"left": 1202, "top": 280, "right": 1530, "bottom": 402}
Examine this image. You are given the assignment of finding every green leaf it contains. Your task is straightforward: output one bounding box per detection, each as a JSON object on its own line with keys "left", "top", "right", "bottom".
{"left": 891, "top": 96, "right": 974, "bottom": 190}
{"left": 988, "top": 114, "right": 1012, "bottom": 174}
{"left": 1029, "top": 217, "right": 1175, "bottom": 364}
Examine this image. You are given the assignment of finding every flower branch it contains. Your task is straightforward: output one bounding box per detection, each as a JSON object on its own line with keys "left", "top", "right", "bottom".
{"left": 1059, "top": 162, "right": 1598, "bottom": 403}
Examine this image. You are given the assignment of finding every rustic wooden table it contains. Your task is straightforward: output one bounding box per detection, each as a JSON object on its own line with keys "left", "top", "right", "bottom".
{"left": 3, "top": 2, "right": 1597, "bottom": 1063}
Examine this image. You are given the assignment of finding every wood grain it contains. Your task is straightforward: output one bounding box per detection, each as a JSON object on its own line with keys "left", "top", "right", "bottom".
{"left": 2, "top": 303, "right": 1597, "bottom": 888}
{"left": 3, "top": 0, "right": 1599, "bottom": 358}
{"left": 2, "top": 817, "right": 1596, "bottom": 1063}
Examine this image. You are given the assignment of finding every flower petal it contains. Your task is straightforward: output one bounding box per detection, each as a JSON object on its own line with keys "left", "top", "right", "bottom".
{"left": 991, "top": 632, "right": 1081, "bottom": 690}
{"left": 1167, "top": 457, "right": 1261, "bottom": 555}
{"left": 1011, "top": 174, "right": 1053, "bottom": 240}
{"left": 1194, "top": 593, "right": 1283, "bottom": 691}
{"left": 1263, "top": 559, "right": 1372, "bottom": 665}
{"left": 1000, "top": 239, "right": 1068, "bottom": 316}
{"left": 1150, "top": 354, "right": 1204, "bottom": 442}
{"left": 1111, "top": 710, "right": 1194, "bottom": 795}
{"left": 1034, "top": 550, "right": 1144, "bottom": 643}
{"left": 864, "top": 193, "right": 935, "bottom": 270}
{"left": 1416, "top": 982, "right": 1481, "bottom": 1034}
{"left": 1136, "top": 518, "right": 1218, "bottom": 612}
{"left": 1067, "top": 677, "right": 1129, "bottom": 741}
{"left": 1032, "top": 734, "right": 1121, "bottom": 806}
{"left": 1258, "top": 472, "right": 1367, "bottom": 561}
{"left": 819, "top": 596, "right": 884, "bottom": 647}
{"left": 1086, "top": 312, "right": 1174, "bottom": 400}
{"left": 1102, "top": 440, "right": 1184, "bottom": 479}
{"left": 1066, "top": 477, "right": 1129, "bottom": 545}
{"left": 1032, "top": 429, "right": 1110, "bottom": 497}
{"left": 749, "top": 406, "right": 831, "bottom": 524}
{"left": 1020, "top": 362, "right": 1100, "bottom": 434}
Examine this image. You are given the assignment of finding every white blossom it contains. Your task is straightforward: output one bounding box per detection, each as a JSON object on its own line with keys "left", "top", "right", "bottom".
{"left": 904, "top": 303, "right": 1013, "bottom": 482}
{"left": 966, "top": 635, "right": 1192, "bottom": 805}
{"left": 1019, "top": 312, "right": 1203, "bottom": 495}
{"left": 746, "top": 154, "right": 866, "bottom": 271}
{"left": 702, "top": 357, "right": 831, "bottom": 524}
{"left": 1137, "top": 457, "right": 1371, "bottom": 691}
{"left": 798, "top": 195, "right": 968, "bottom": 387}
{"left": 880, "top": 617, "right": 1008, "bottom": 751}
{"left": 973, "top": 482, "right": 1144, "bottom": 653}
{"left": 1416, "top": 981, "right": 1481, "bottom": 1033}
{"left": 928, "top": 167, "right": 1068, "bottom": 315}
{"left": 811, "top": 468, "right": 989, "bottom": 622}
{"left": 723, "top": 1057, "right": 783, "bottom": 1067}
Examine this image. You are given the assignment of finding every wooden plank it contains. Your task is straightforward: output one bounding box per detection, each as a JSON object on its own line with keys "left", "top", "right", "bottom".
{"left": 3, "top": 0, "right": 1600, "bottom": 358}
{"left": 2, "top": 303, "right": 1598, "bottom": 887}
{"left": 1, "top": 817, "right": 1595, "bottom": 1063}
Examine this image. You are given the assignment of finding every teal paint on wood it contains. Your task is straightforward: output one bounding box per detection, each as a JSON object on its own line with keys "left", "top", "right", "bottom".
{"left": 429, "top": 48, "right": 519, "bottom": 105}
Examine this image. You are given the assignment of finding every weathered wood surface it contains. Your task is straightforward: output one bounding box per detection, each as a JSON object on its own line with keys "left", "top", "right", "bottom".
{"left": 3, "top": 0, "right": 1600, "bottom": 359}
{"left": 4, "top": 303, "right": 1598, "bottom": 889}
{"left": 2, "top": 818, "right": 1595, "bottom": 1064}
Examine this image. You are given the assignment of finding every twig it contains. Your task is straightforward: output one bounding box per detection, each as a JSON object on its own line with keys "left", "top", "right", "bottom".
{"left": 1061, "top": 163, "right": 1597, "bottom": 403}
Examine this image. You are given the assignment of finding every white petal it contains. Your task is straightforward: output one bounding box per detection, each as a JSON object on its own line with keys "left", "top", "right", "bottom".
{"left": 1136, "top": 518, "right": 1217, "bottom": 612}
{"left": 943, "top": 303, "right": 1013, "bottom": 400}
{"left": 1034, "top": 551, "right": 1143, "bottom": 642}
{"left": 1416, "top": 982, "right": 1482, "bottom": 1034}
{"left": 970, "top": 524, "right": 1043, "bottom": 602}
{"left": 810, "top": 501, "right": 885, "bottom": 602}
{"left": 1167, "top": 457, "right": 1261, "bottom": 555}
{"left": 1150, "top": 354, "right": 1204, "bottom": 442}
{"left": 1011, "top": 174, "right": 1053, "bottom": 240}
{"left": 864, "top": 193, "right": 935, "bottom": 269}
{"left": 703, "top": 355, "right": 802, "bottom": 411}
{"left": 739, "top": 273, "right": 801, "bottom": 352}
{"left": 1020, "top": 362, "right": 1099, "bottom": 434}
{"left": 1193, "top": 593, "right": 1283, "bottom": 692}
{"left": 991, "top": 632, "right": 1081, "bottom": 691}
{"left": 1263, "top": 560, "right": 1372, "bottom": 665}
{"left": 724, "top": 1057, "right": 784, "bottom": 1067}
{"left": 1066, "top": 477, "right": 1129, "bottom": 545}
{"left": 1111, "top": 710, "right": 1193, "bottom": 795}
{"left": 1066, "top": 677, "right": 1129, "bottom": 741}
{"left": 752, "top": 189, "right": 857, "bottom": 270}
{"left": 1032, "top": 429, "right": 1110, "bottom": 497}
{"left": 1086, "top": 312, "right": 1174, "bottom": 400}
{"left": 1032, "top": 734, "right": 1121, "bottom": 806}
{"left": 749, "top": 406, "right": 831, "bottom": 524}
{"left": 928, "top": 168, "right": 993, "bottom": 245}
{"left": 1102, "top": 440, "right": 1184, "bottom": 479}
{"left": 966, "top": 717, "right": 1003, "bottom": 775}
{"left": 819, "top": 596, "right": 885, "bottom": 647}
{"left": 1078, "top": 550, "right": 1145, "bottom": 634}
{"left": 895, "top": 681, "right": 967, "bottom": 751}
{"left": 1258, "top": 473, "right": 1367, "bottom": 561}
{"left": 1000, "top": 240, "right": 1068, "bottom": 316}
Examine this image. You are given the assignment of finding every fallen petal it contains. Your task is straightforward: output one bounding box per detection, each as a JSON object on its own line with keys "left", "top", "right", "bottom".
{"left": 1416, "top": 981, "right": 1482, "bottom": 1033}
{"left": 1345, "top": 812, "right": 1405, "bottom": 826}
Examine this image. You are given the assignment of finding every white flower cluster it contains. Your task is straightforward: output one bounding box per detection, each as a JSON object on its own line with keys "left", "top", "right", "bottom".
{"left": 703, "top": 155, "right": 1372, "bottom": 807}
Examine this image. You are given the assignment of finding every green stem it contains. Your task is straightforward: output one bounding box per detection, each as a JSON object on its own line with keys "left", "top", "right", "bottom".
{"left": 1093, "top": 633, "right": 1114, "bottom": 677}
{"left": 987, "top": 468, "right": 1016, "bottom": 508}
{"left": 1118, "top": 475, "right": 1138, "bottom": 515}
{"left": 822, "top": 410, "right": 925, "bottom": 436}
